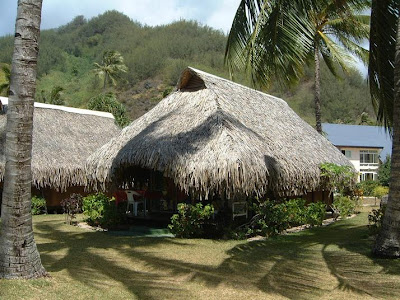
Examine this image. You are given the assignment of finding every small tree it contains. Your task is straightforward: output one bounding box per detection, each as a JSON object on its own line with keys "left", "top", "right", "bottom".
{"left": 60, "top": 194, "right": 83, "bottom": 225}
{"left": 88, "top": 92, "right": 130, "bottom": 127}
{"left": 319, "top": 163, "right": 357, "bottom": 195}
{"left": 93, "top": 50, "right": 128, "bottom": 90}
{"left": 378, "top": 155, "right": 391, "bottom": 187}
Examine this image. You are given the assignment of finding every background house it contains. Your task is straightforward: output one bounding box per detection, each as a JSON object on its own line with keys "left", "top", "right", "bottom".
{"left": 322, "top": 123, "right": 392, "bottom": 182}
{"left": 0, "top": 96, "right": 120, "bottom": 211}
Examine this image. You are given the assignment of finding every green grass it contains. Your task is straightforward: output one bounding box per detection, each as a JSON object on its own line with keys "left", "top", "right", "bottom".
{"left": 1, "top": 210, "right": 400, "bottom": 299}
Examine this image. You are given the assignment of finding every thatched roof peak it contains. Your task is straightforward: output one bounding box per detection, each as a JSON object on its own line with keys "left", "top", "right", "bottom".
{"left": 0, "top": 97, "right": 120, "bottom": 190}
{"left": 87, "top": 67, "right": 352, "bottom": 199}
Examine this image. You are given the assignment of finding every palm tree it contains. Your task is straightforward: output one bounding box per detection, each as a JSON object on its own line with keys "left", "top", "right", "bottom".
{"left": 93, "top": 50, "right": 128, "bottom": 90}
{"left": 370, "top": 0, "right": 400, "bottom": 257}
{"left": 225, "top": 0, "right": 370, "bottom": 134}
{"left": 0, "top": 0, "right": 47, "bottom": 278}
{"left": 0, "top": 65, "right": 11, "bottom": 96}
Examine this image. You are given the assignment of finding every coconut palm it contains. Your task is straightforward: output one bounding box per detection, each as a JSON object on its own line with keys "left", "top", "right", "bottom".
{"left": 370, "top": 0, "right": 400, "bottom": 257}
{"left": 93, "top": 50, "right": 128, "bottom": 90}
{"left": 0, "top": 0, "right": 47, "bottom": 278}
{"left": 0, "top": 65, "right": 10, "bottom": 96}
{"left": 225, "top": 0, "right": 370, "bottom": 134}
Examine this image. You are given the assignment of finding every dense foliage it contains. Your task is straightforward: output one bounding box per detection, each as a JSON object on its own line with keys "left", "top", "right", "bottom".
{"left": 0, "top": 11, "right": 374, "bottom": 124}
{"left": 232, "top": 199, "right": 326, "bottom": 239}
{"left": 332, "top": 196, "right": 358, "bottom": 218}
{"left": 88, "top": 92, "right": 130, "bottom": 127}
{"left": 319, "top": 163, "right": 357, "bottom": 195}
{"left": 31, "top": 196, "right": 47, "bottom": 215}
{"left": 368, "top": 207, "right": 386, "bottom": 235}
{"left": 60, "top": 193, "right": 83, "bottom": 225}
{"left": 82, "top": 193, "right": 125, "bottom": 227}
{"left": 378, "top": 155, "right": 391, "bottom": 186}
{"left": 356, "top": 180, "right": 380, "bottom": 196}
{"left": 168, "top": 203, "right": 214, "bottom": 238}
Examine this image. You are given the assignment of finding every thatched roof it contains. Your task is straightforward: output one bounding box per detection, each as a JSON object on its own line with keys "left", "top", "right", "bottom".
{"left": 0, "top": 97, "right": 120, "bottom": 191}
{"left": 86, "top": 67, "right": 352, "bottom": 199}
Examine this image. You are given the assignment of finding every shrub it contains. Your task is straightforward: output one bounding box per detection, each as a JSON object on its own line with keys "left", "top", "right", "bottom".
{"left": 356, "top": 180, "right": 379, "bottom": 196}
{"left": 332, "top": 196, "right": 357, "bottom": 217}
{"left": 31, "top": 196, "right": 46, "bottom": 215}
{"left": 168, "top": 203, "right": 214, "bottom": 238}
{"left": 60, "top": 193, "right": 83, "bottom": 225}
{"left": 306, "top": 202, "right": 326, "bottom": 226}
{"left": 372, "top": 186, "right": 389, "bottom": 200}
{"left": 368, "top": 207, "right": 385, "bottom": 235}
{"left": 233, "top": 199, "right": 326, "bottom": 239}
{"left": 82, "top": 193, "right": 123, "bottom": 227}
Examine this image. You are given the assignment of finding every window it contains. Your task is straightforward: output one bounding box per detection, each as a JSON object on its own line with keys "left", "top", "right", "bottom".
{"left": 360, "top": 172, "right": 377, "bottom": 181}
{"left": 341, "top": 150, "right": 352, "bottom": 158}
{"left": 360, "top": 150, "right": 379, "bottom": 165}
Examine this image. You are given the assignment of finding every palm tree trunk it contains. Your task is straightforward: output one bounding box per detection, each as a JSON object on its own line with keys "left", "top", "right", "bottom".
{"left": 103, "top": 72, "right": 108, "bottom": 91}
{"left": 373, "top": 17, "right": 400, "bottom": 257}
{"left": 0, "top": 0, "right": 47, "bottom": 278}
{"left": 314, "top": 47, "right": 322, "bottom": 134}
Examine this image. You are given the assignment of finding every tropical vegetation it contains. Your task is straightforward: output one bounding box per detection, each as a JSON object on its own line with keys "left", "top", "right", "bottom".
{"left": 0, "top": 11, "right": 375, "bottom": 124}
{"left": 225, "top": 0, "right": 370, "bottom": 133}
{"left": 369, "top": 0, "right": 400, "bottom": 257}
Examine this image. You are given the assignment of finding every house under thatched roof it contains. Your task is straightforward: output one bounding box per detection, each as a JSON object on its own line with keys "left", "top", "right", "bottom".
{"left": 0, "top": 97, "right": 121, "bottom": 191}
{"left": 86, "top": 67, "right": 352, "bottom": 199}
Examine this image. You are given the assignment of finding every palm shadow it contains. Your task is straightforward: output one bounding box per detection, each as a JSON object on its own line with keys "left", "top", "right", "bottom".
{"left": 35, "top": 214, "right": 400, "bottom": 299}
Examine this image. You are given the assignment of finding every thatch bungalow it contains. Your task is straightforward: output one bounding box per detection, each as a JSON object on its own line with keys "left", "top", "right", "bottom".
{"left": 0, "top": 97, "right": 120, "bottom": 211}
{"left": 86, "top": 68, "right": 352, "bottom": 217}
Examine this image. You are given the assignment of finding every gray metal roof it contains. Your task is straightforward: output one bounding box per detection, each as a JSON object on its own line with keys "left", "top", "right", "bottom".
{"left": 322, "top": 123, "right": 392, "bottom": 160}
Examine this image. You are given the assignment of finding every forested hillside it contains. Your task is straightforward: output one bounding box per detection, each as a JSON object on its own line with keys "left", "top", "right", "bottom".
{"left": 0, "top": 10, "right": 374, "bottom": 125}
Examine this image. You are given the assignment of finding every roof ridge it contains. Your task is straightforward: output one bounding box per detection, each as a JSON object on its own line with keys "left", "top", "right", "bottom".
{"left": 187, "top": 67, "right": 288, "bottom": 106}
{"left": 0, "top": 97, "right": 114, "bottom": 119}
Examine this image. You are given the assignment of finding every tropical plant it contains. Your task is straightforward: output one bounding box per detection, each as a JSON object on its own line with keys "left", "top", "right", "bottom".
{"left": 60, "top": 193, "right": 83, "bottom": 225}
{"left": 370, "top": 0, "right": 400, "bottom": 257}
{"left": 0, "top": 65, "right": 10, "bottom": 96}
{"left": 332, "top": 195, "right": 357, "bottom": 218}
{"left": 93, "top": 50, "right": 128, "bottom": 90}
{"left": 82, "top": 193, "right": 123, "bottom": 227}
{"left": 225, "top": 0, "right": 370, "bottom": 133}
{"left": 319, "top": 162, "right": 357, "bottom": 194}
{"left": 168, "top": 203, "right": 214, "bottom": 238}
{"left": 31, "top": 196, "right": 47, "bottom": 215}
{"left": 88, "top": 92, "right": 130, "bottom": 127}
{"left": 378, "top": 155, "right": 391, "bottom": 186}
{"left": 0, "top": 0, "right": 47, "bottom": 278}
{"left": 38, "top": 85, "right": 65, "bottom": 105}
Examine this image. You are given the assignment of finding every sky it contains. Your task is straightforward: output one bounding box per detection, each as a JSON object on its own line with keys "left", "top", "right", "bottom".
{"left": 0, "top": 0, "right": 241, "bottom": 36}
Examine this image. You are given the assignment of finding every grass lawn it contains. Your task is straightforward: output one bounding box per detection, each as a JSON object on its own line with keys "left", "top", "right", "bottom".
{"left": 1, "top": 209, "right": 400, "bottom": 299}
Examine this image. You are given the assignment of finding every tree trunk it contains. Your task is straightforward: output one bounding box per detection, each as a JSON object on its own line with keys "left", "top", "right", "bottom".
{"left": 314, "top": 47, "right": 322, "bottom": 134}
{"left": 0, "top": 0, "right": 47, "bottom": 279}
{"left": 373, "top": 17, "right": 400, "bottom": 258}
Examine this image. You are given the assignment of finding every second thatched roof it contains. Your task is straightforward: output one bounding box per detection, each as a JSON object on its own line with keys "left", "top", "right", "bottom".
{"left": 0, "top": 97, "right": 121, "bottom": 191}
{"left": 87, "top": 67, "right": 351, "bottom": 198}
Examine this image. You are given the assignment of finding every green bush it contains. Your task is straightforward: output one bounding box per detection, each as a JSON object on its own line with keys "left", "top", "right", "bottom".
{"left": 82, "top": 193, "right": 124, "bottom": 227}
{"left": 372, "top": 186, "right": 389, "bottom": 200}
{"left": 233, "top": 199, "right": 326, "bottom": 239}
{"left": 368, "top": 207, "right": 385, "bottom": 235}
{"left": 168, "top": 203, "right": 214, "bottom": 238}
{"left": 306, "top": 202, "right": 326, "bottom": 226}
{"left": 332, "top": 196, "right": 357, "bottom": 217}
{"left": 356, "top": 180, "right": 379, "bottom": 196}
{"left": 31, "top": 196, "right": 46, "bottom": 215}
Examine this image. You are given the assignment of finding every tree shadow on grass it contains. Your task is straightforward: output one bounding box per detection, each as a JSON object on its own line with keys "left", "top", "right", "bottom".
{"left": 34, "top": 214, "right": 400, "bottom": 300}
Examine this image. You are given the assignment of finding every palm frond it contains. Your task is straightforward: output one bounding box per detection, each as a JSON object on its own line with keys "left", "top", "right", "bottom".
{"left": 369, "top": 0, "right": 399, "bottom": 132}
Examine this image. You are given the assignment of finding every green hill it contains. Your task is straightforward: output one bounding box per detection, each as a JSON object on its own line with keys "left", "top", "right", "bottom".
{"left": 0, "top": 10, "right": 375, "bottom": 125}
